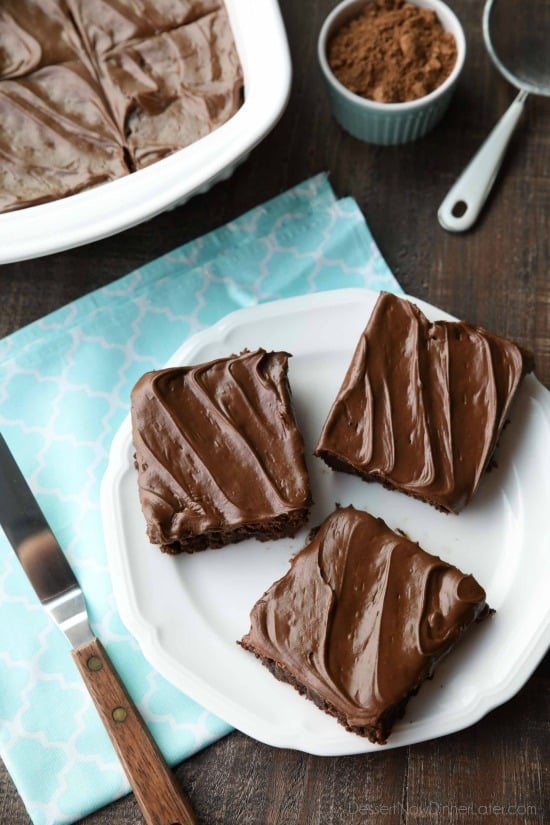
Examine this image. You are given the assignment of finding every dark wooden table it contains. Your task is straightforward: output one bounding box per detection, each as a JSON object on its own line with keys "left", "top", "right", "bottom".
{"left": 1, "top": 1, "right": 548, "bottom": 823}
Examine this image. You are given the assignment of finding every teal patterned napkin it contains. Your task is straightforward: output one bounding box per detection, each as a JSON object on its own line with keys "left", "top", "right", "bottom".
{"left": 0, "top": 173, "right": 402, "bottom": 825}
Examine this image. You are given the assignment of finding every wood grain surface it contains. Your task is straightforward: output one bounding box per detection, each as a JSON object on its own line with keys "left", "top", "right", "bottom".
{"left": 0, "top": 1, "right": 548, "bottom": 824}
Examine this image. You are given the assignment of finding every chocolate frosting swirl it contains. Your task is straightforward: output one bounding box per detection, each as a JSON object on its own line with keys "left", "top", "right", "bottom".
{"left": 97, "top": 10, "right": 244, "bottom": 169}
{"left": 131, "top": 350, "right": 311, "bottom": 547}
{"left": 240, "top": 507, "right": 489, "bottom": 740}
{"left": 66, "top": 0, "right": 223, "bottom": 55}
{"left": 0, "top": 0, "right": 243, "bottom": 211}
{"left": 0, "top": 62, "right": 129, "bottom": 213}
{"left": 315, "top": 292, "right": 534, "bottom": 513}
{"left": 0, "top": 0, "right": 83, "bottom": 79}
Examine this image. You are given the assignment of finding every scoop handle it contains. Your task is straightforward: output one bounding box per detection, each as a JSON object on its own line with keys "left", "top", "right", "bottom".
{"left": 438, "top": 89, "right": 528, "bottom": 232}
{"left": 72, "top": 637, "right": 197, "bottom": 825}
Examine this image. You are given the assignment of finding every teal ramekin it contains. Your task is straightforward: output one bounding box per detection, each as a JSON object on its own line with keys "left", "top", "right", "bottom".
{"left": 318, "top": 0, "right": 466, "bottom": 145}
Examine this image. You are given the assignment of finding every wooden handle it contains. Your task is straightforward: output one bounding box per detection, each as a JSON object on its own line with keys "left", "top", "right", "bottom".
{"left": 72, "top": 637, "right": 197, "bottom": 825}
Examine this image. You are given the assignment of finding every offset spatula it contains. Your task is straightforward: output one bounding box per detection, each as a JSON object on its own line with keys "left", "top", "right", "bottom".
{"left": 0, "top": 434, "right": 197, "bottom": 825}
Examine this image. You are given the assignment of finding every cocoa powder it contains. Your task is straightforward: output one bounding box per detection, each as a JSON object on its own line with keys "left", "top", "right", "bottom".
{"left": 328, "top": 0, "right": 457, "bottom": 104}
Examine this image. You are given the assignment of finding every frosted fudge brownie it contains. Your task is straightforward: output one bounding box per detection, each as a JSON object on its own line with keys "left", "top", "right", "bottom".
{"left": 0, "top": 0, "right": 243, "bottom": 211}
{"left": 96, "top": 10, "right": 244, "bottom": 170}
{"left": 0, "top": 1, "right": 129, "bottom": 212}
{"left": 315, "top": 292, "right": 534, "bottom": 513}
{"left": 239, "top": 506, "right": 490, "bottom": 744}
{"left": 70, "top": 0, "right": 243, "bottom": 170}
{"left": 131, "top": 349, "right": 312, "bottom": 553}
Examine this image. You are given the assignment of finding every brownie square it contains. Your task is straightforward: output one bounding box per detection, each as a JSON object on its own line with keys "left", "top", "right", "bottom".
{"left": 131, "top": 349, "right": 312, "bottom": 553}
{"left": 315, "top": 292, "right": 534, "bottom": 513}
{"left": 95, "top": 9, "right": 244, "bottom": 169}
{"left": 239, "top": 506, "right": 490, "bottom": 744}
{"left": 0, "top": 0, "right": 243, "bottom": 211}
{"left": 0, "top": 61, "right": 128, "bottom": 212}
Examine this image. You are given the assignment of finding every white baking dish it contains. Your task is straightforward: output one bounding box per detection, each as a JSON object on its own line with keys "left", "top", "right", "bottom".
{"left": 0, "top": 0, "right": 291, "bottom": 264}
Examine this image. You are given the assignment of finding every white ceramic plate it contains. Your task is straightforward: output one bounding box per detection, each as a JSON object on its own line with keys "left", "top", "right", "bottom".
{"left": 101, "top": 288, "right": 550, "bottom": 755}
{"left": 0, "top": 0, "right": 291, "bottom": 264}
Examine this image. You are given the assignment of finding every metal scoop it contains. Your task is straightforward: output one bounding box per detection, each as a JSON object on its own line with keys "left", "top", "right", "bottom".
{"left": 438, "top": 0, "right": 550, "bottom": 232}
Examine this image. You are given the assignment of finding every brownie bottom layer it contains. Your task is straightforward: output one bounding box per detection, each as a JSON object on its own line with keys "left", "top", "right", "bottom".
{"left": 315, "top": 449, "right": 453, "bottom": 514}
{"left": 158, "top": 508, "right": 310, "bottom": 554}
{"left": 237, "top": 642, "right": 412, "bottom": 745}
